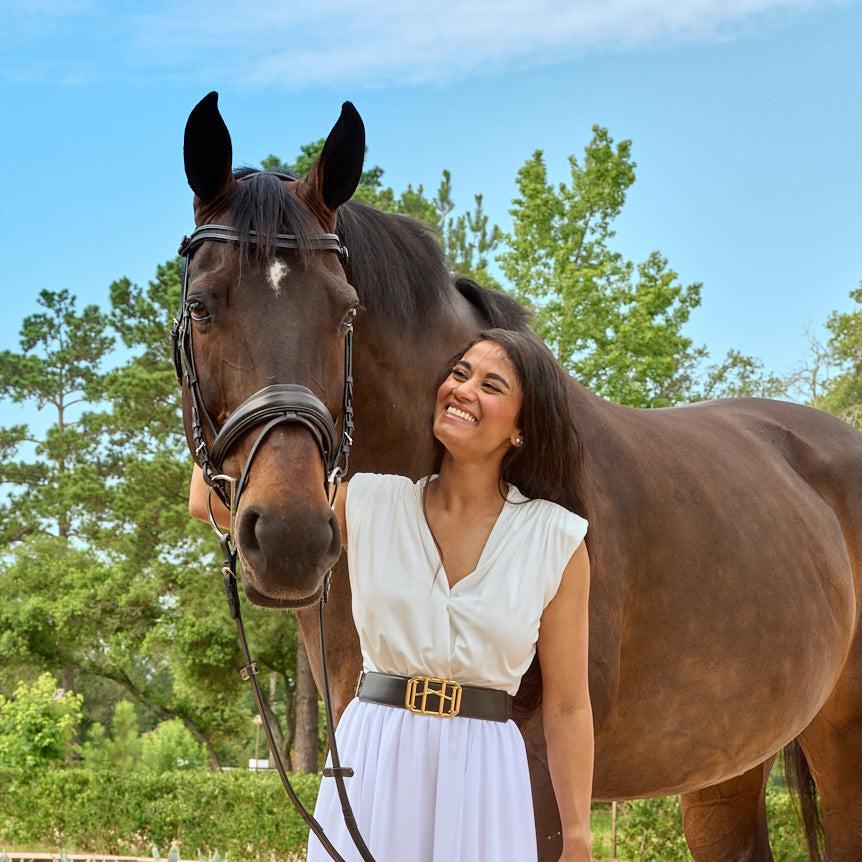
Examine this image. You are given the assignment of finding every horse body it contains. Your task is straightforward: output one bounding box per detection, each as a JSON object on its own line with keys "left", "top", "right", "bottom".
{"left": 571, "top": 394, "right": 859, "bottom": 797}
{"left": 180, "top": 93, "right": 862, "bottom": 860}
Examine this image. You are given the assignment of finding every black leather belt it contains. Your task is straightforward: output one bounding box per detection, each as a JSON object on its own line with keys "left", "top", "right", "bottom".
{"left": 355, "top": 670, "right": 513, "bottom": 722}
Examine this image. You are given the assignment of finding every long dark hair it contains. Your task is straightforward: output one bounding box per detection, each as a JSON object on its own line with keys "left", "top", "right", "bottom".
{"left": 426, "top": 327, "right": 587, "bottom": 725}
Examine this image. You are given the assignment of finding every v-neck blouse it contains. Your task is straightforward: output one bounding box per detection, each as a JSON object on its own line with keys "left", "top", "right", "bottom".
{"left": 345, "top": 472, "right": 589, "bottom": 696}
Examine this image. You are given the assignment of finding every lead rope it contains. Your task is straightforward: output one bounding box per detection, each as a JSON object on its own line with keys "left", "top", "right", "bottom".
{"left": 218, "top": 519, "right": 376, "bottom": 861}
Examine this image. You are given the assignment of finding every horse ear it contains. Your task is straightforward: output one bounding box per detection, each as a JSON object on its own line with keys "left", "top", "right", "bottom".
{"left": 306, "top": 101, "right": 366, "bottom": 212}
{"left": 184, "top": 91, "right": 233, "bottom": 204}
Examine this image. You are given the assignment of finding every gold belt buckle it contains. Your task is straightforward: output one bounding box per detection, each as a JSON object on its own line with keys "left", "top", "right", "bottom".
{"left": 405, "top": 674, "right": 462, "bottom": 717}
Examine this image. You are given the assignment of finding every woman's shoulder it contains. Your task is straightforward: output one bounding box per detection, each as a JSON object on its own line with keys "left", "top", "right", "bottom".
{"left": 520, "top": 494, "right": 589, "bottom": 536}
{"left": 344, "top": 473, "right": 416, "bottom": 540}
{"left": 345, "top": 472, "right": 415, "bottom": 507}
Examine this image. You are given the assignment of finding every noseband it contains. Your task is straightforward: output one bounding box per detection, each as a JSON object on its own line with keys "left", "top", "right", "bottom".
{"left": 171, "top": 188, "right": 375, "bottom": 861}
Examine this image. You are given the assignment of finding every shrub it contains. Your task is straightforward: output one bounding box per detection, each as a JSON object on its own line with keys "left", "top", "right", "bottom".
{"left": 616, "top": 795, "right": 689, "bottom": 861}
{"left": 141, "top": 719, "right": 207, "bottom": 772}
{"left": 0, "top": 768, "right": 320, "bottom": 861}
{"left": 0, "top": 674, "right": 82, "bottom": 769}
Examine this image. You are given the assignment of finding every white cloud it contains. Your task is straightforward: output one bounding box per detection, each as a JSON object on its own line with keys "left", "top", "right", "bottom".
{"left": 0, "top": 0, "right": 847, "bottom": 88}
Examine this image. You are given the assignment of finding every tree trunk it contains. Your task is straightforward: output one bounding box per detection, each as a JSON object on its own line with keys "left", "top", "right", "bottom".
{"left": 294, "top": 637, "right": 320, "bottom": 773}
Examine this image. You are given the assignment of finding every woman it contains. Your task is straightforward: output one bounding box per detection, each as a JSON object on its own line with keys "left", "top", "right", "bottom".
{"left": 189, "top": 328, "right": 594, "bottom": 862}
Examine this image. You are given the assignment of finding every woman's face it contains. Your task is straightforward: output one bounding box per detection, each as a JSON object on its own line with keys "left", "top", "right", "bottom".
{"left": 433, "top": 339, "right": 524, "bottom": 462}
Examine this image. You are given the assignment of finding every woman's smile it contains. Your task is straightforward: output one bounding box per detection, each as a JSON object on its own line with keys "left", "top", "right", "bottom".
{"left": 443, "top": 404, "right": 479, "bottom": 424}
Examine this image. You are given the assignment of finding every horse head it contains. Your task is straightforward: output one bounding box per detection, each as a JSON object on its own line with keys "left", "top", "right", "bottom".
{"left": 179, "top": 91, "right": 365, "bottom": 607}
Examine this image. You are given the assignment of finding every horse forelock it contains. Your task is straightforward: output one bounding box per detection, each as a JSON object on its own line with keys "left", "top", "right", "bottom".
{"left": 192, "top": 167, "right": 322, "bottom": 268}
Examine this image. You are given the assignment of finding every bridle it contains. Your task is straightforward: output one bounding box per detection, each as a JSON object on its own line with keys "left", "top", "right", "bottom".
{"left": 171, "top": 173, "right": 376, "bottom": 861}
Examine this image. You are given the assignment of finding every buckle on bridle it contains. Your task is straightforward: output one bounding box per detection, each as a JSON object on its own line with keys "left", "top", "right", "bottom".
{"left": 404, "top": 675, "right": 462, "bottom": 717}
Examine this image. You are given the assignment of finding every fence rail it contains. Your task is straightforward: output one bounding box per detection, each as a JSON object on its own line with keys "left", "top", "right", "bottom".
{"left": 2, "top": 855, "right": 198, "bottom": 862}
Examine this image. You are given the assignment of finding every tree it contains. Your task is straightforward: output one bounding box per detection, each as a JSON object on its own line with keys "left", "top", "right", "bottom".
{"left": 499, "top": 130, "right": 703, "bottom": 407}
{"left": 0, "top": 272, "right": 250, "bottom": 769}
{"left": 140, "top": 718, "right": 207, "bottom": 772}
{"left": 0, "top": 289, "right": 113, "bottom": 547}
{"left": 80, "top": 700, "right": 143, "bottom": 770}
{"left": 498, "top": 128, "right": 791, "bottom": 407}
{"left": 701, "top": 349, "right": 789, "bottom": 401}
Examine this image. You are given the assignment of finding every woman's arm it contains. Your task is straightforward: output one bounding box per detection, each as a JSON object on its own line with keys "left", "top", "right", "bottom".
{"left": 187, "top": 463, "right": 349, "bottom": 549}
{"left": 188, "top": 463, "right": 230, "bottom": 529}
{"left": 536, "top": 540, "right": 593, "bottom": 862}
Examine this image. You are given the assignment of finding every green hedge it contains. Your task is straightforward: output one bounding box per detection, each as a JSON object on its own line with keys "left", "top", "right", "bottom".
{"left": 0, "top": 769, "right": 320, "bottom": 861}
{"left": 1, "top": 769, "right": 811, "bottom": 862}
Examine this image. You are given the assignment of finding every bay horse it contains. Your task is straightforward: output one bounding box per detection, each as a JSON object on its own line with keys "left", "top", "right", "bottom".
{"left": 178, "top": 92, "right": 862, "bottom": 861}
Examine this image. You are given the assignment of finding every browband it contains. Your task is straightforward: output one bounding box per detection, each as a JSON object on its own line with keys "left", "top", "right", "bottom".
{"left": 179, "top": 224, "right": 349, "bottom": 262}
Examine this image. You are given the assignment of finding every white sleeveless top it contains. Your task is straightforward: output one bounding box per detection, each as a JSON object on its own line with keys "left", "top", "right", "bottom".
{"left": 345, "top": 472, "right": 589, "bottom": 696}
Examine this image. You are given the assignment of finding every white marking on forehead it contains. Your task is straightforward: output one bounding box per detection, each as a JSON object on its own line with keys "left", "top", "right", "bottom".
{"left": 267, "top": 260, "right": 290, "bottom": 296}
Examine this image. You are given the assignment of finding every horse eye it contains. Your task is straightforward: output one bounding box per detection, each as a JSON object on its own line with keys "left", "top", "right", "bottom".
{"left": 187, "top": 300, "right": 210, "bottom": 322}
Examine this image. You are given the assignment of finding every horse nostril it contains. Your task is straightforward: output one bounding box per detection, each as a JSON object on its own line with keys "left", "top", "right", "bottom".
{"left": 326, "top": 507, "right": 341, "bottom": 561}
{"left": 238, "top": 506, "right": 263, "bottom": 560}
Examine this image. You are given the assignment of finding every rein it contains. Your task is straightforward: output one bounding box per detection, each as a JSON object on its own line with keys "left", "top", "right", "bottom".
{"left": 171, "top": 211, "right": 375, "bottom": 861}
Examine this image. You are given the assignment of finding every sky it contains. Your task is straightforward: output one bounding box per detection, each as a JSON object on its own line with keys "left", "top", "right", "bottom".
{"left": 1, "top": 0, "right": 861, "bottom": 426}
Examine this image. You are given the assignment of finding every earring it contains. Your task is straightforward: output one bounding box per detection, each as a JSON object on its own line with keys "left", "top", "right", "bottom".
{"left": 514, "top": 437, "right": 523, "bottom": 447}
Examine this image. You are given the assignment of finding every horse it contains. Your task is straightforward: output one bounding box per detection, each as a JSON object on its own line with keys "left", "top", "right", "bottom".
{"left": 178, "top": 92, "right": 862, "bottom": 861}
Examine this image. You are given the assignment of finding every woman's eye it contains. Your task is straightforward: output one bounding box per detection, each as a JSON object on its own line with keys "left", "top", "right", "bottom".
{"left": 451, "top": 368, "right": 466, "bottom": 380}
{"left": 483, "top": 383, "right": 502, "bottom": 393}
{"left": 187, "top": 300, "right": 210, "bottom": 322}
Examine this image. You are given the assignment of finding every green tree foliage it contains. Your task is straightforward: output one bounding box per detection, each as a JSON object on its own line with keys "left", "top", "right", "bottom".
{"left": 815, "top": 283, "right": 862, "bottom": 428}
{"left": 140, "top": 718, "right": 208, "bottom": 772}
{"left": 80, "top": 720, "right": 109, "bottom": 770}
{"left": 80, "top": 701, "right": 143, "bottom": 770}
{"left": 106, "top": 700, "right": 143, "bottom": 768}
{"left": 0, "top": 268, "right": 250, "bottom": 769}
{"left": 0, "top": 535, "right": 124, "bottom": 690}
{"left": 0, "top": 673, "right": 82, "bottom": 769}
{"left": 498, "top": 127, "right": 789, "bottom": 407}
{"left": 499, "top": 129, "right": 703, "bottom": 406}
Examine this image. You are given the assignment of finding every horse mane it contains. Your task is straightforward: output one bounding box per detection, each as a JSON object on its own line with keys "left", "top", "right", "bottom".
{"left": 227, "top": 168, "right": 529, "bottom": 332}
{"left": 336, "top": 201, "right": 531, "bottom": 333}
{"left": 452, "top": 275, "right": 532, "bottom": 330}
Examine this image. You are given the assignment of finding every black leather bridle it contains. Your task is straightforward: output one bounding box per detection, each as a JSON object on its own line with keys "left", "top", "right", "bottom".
{"left": 171, "top": 178, "right": 376, "bottom": 861}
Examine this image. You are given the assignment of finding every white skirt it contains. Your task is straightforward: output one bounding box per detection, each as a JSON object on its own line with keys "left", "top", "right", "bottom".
{"left": 306, "top": 697, "right": 538, "bottom": 862}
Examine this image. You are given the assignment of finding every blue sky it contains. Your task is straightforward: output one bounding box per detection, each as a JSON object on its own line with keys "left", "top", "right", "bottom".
{"left": 1, "top": 0, "right": 860, "bottom": 416}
